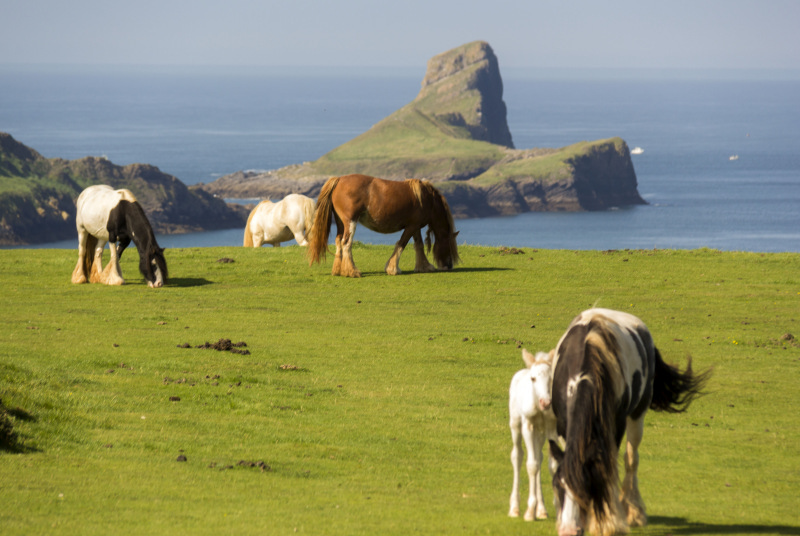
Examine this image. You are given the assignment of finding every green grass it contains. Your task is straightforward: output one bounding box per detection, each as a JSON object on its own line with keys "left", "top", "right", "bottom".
{"left": 471, "top": 138, "right": 625, "bottom": 187}
{"left": 1, "top": 245, "right": 799, "bottom": 535}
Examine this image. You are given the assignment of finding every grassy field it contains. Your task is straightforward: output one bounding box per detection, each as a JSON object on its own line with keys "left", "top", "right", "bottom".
{"left": 1, "top": 245, "right": 798, "bottom": 535}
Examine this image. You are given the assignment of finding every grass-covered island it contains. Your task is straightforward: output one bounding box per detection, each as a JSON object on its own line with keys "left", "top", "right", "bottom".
{"left": 199, "top": 41, "right": 646, "bottom": 217}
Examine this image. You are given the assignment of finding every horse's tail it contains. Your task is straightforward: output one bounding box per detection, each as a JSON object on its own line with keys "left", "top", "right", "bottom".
{"left": 307, "top": 177, "right": 339, "bottom": 265}
{"left": 650, "top": 349, "right": 712, "bottom": 413}
{"left": 243, "top": 203, "right": 259, "bottom": 247}
{"left": 83, "top": 234, "right": 98, "bottom": 276}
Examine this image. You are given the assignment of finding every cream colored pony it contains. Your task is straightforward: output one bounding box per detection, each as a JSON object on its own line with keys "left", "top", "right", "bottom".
{"left": 243, "top": 194, "right": 316, "bottom": 247}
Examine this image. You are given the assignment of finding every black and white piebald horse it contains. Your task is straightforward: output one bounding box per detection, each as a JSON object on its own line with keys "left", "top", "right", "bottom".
{"left": 71, "top": 185, "right": 168, "bottom": 288}
{"left": 548, "top": 308, "right": 710, "bottom": 536}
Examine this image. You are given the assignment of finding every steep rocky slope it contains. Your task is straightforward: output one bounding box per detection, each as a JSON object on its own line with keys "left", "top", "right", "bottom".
{"left": 199, "top": 41, "right": 645, "bottom": 216}
{"left": 0, "top": 132, "right": 246, "bottom": 245}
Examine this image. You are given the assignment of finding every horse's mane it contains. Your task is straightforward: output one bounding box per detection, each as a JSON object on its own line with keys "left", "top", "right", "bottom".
{"left": 411, "top": 179, "right": 460, "bottom": 267}
{"left": 560, "top": 318, "right": 622, "bottom": 528}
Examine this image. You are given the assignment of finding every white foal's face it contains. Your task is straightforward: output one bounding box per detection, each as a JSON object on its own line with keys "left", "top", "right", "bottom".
{"left": 529, "top": 362, "right": 552, "bottom": 411}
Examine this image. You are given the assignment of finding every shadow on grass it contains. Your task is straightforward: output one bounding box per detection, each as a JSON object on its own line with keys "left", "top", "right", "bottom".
{"left": 1, "top": 403, "right": 41, "bottom": 454}
{"left": 168, "top": 278, "right": 214, "bottom": 288}
{"left": 650, "top": 516, "right": 800, "bottom": 535}
{"left": 351, "top": 267, "right": 512, "bottom": 277}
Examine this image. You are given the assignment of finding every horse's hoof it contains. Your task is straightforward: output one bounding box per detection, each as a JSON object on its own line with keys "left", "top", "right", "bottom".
{"left": 508, "top": 508, "right": 519, "bottom": 518}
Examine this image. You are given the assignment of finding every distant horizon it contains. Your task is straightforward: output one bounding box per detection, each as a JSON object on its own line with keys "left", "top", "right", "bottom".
{"left": 3, "top": 2, "right": 798, "bottom": 73}
{"left": 2, "top": 63, "right": 800, "bottom": 81}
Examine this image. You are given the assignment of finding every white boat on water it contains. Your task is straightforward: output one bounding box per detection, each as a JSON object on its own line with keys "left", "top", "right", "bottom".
{"left": 729, "top": 155, "right": 739, "bottom": 161}
{"left": 631, "top": 147, "right": 644, "bottom": 155}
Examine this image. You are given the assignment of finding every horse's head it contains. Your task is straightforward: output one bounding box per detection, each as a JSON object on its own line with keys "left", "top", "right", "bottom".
{"left": 420, "top": 183, "right": 460, "bottom": 271}
{"left": 140, "top": 246, "right": 168, "bottom": 288}
{"left": 426, "top": 228, "right": 460, "bottom": 270}
{"left": 548, "top": 357, "right": 618, "bottom": 536}
{"left": 522, "top": 349, "right": 552, "bottom": 411}
{"left": 549, "top": 440, "right": 589, "bottom": 536}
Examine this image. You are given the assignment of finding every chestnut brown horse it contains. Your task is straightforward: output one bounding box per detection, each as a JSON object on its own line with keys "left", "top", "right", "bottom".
{"left": 307, "top": 174, "right": 459, "bottom": 277}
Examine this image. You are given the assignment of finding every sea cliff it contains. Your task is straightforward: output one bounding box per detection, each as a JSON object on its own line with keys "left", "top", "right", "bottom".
{"left": 0, "top": 132, "right": 247, "bottom": 246}
{"left": 199, "top": 41, "right": 646, "bottom": 216}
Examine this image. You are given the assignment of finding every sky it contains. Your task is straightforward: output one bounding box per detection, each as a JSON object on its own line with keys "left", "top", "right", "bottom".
{"left": 2, "top": 0, "right": 799, "bottom": 73}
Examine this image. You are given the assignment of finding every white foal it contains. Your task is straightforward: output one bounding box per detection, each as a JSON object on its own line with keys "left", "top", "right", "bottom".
{"left": 509, "top": 348, "right": 559, "bottom": 521}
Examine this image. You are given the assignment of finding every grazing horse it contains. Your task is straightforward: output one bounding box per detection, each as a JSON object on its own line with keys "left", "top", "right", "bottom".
{"left": 71, "top": 185, "right": 168, "bottom": 288}
{"left": 307, "top": 174, "right": 459, "bottom": 277}
{"left": 548, "top": 308, "right": 710, "bottom": 536}
{"left": 243, "top": 194, "right": 316, "bottom": 247}
{"left": 509, "top": 348, "right": 559, "bottom": 522}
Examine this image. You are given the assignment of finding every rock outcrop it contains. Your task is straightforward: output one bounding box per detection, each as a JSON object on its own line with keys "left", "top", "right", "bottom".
{"left": 199, "top": 41, "right": 645, "bottom": 217}
{"left": 0, "top": 132, "right": 247, "bottom": 245}
{"left": 415, "top": 41, "right": 514, "bottom": 148}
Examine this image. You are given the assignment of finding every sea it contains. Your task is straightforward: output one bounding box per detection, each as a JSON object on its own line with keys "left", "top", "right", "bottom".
{"left": 1, "top": 65, "right": 799, "bottom": 252}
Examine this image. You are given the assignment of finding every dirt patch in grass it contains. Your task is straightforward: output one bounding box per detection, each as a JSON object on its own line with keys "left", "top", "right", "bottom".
{"left": 178, "top": 338, "right": 250, "bottom": 355}
{"left": 208, "top": 460, "right": 271, "bottom": 472}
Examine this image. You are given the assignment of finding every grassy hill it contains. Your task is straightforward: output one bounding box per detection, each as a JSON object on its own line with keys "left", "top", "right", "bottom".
{"left": 202, "top": 42, "right": 645, "bottom": 215}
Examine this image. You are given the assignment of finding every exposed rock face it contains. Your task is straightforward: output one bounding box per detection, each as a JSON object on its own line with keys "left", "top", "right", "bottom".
{"left": 198, "top": 41, "right": 644, "bottom": 217}
{"left": 0, "top": 132, "right": 247, "bottom": 245}
{"left": 415, "top": 41, "right": 514, "bottom": 148}
{"left": 445, "top": 140, "right": 645, "bottom": 217}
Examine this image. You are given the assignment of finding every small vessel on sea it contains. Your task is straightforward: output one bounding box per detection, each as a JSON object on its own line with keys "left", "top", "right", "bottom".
{"left": 729, "top": 155, "right": 739, "bottom": 161}
{"left": 631, "top": 147, "right": 644, "bottom": 155}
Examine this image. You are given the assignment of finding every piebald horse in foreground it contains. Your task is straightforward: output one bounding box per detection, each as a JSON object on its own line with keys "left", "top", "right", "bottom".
{"left": 307, "top": 174, "right": 459, "bottom": 277}
{"left": 549, "top": 308, "right": 710, "bottom": 536}
{"left": 71, "top": 185, "right": 168, "bottom": 288}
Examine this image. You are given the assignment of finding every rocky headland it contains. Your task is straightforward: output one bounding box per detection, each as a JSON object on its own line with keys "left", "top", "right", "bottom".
{"left": 198, "top": 41, "right": 645, "bottom": 217}
{"left": 0, "top": 132, "right": 247, "bottom": 245}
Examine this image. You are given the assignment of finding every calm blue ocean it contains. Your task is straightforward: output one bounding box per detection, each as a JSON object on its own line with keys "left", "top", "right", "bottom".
{"left": 1, "top": 66, "right": 798, "bottom": 252}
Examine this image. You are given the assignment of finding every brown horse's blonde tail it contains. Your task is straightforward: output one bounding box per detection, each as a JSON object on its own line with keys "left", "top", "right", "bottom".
{"left": 243, "top": 204, "right": 258, "bottom": 247}
{"left": 307, "top": 177, "right": 339, "bottom": 265}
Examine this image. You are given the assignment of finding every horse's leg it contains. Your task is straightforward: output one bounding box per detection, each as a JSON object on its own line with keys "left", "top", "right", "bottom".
{"left": 521, "top": 417, "right": 546, "bottom": 521}
{"left": 530, "top": 417, "right": 549, "bottom": 520}
{"left": 509, "top": 415, "right": 523, "bottom": 518}
{"left": 385, "top": 227, "right": 415, "bottom": 275}
{"left": 412, "top": 229, "right": 436, "bottom": 273}
{"left": 100, "top": 241, "right": 125, "bottom": 285}
{"left": 71, "top": 230, "right": 90, "bottom": 284}
{"left": 340, "top": 220, "right": 361, "bottom": 278}
{"left": 331, "top": 216, "right": 344, "bottom": 276}
{"left": 291, "top": 225, "right": 309, "bottom": 246}
{"left": 546, "top": 422, "right": 562, "bottom": 516}
{"left": 621, "top": 416, "right": 647, "bottom": 527}
{"left": 88, "top": 238, "right": 106, "bottom": 284}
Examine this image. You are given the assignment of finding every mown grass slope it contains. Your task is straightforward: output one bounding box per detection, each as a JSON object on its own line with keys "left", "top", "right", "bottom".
{"left": 1, "top": 246, "right": 798, "bottom": 535}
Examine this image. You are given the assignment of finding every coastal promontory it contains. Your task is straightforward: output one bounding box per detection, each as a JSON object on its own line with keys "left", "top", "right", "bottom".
{"left": 0, "top": 132, "right": 247, "bottom": 245}
{"left": 199, "top": 41, "right": 645, "bottom": 217}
